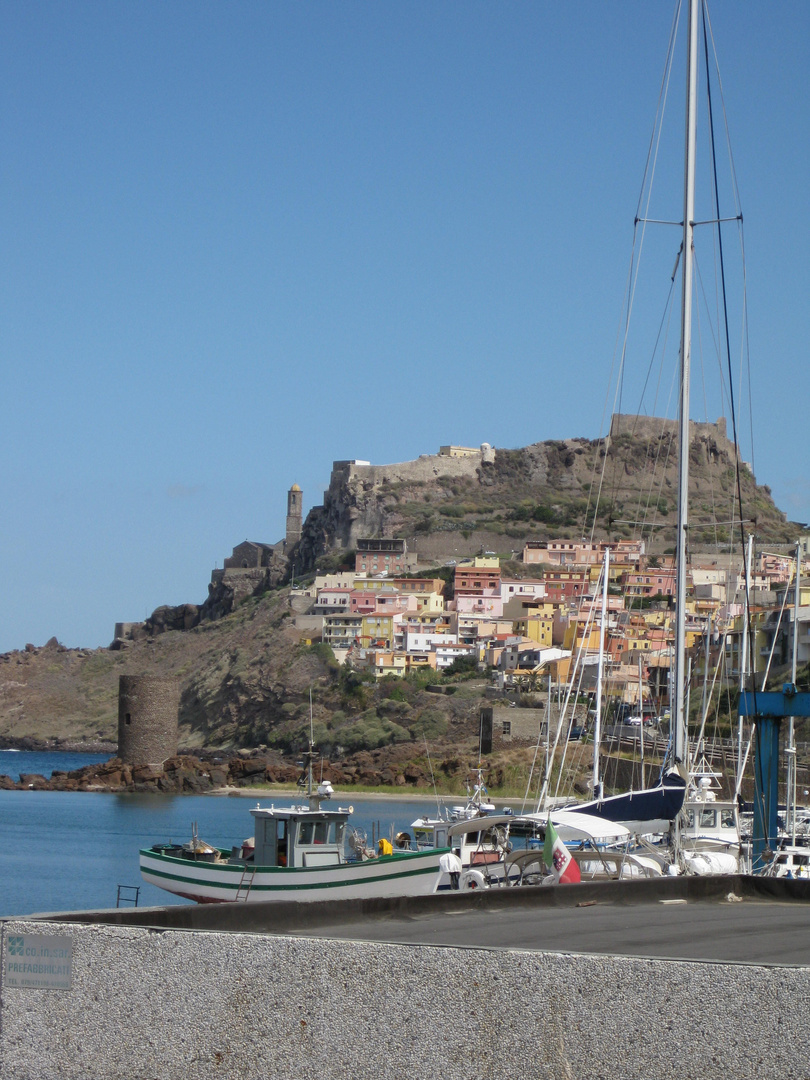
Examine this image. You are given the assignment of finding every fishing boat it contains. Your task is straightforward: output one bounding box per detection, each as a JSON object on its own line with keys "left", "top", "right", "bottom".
{"left": 140, "top": 749, "right": 447, "bottom": 904}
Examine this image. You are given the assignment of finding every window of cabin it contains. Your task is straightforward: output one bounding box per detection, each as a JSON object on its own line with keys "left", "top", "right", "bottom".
{"left": 298, "top": 821, "right": 314, "bottom": 845}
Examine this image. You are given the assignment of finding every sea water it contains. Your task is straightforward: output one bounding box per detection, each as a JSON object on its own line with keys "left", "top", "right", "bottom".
{"left": 0, "top": 749, "right": 110, "bottom": 783}
{"left": 0, "top": 752, "right": 451, "bottom": 917}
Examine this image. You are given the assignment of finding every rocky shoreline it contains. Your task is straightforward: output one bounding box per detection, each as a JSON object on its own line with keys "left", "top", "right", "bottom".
{"left": 0, "top": 747, "right": 476, "bottom": 795}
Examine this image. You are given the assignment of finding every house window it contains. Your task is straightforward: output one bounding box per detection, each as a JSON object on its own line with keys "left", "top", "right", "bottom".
{"left": 502, "top": 720, "right": 512, "bottom": 736}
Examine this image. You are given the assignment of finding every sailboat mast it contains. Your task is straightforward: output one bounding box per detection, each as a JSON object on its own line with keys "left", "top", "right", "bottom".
{"left": 593, "top": 549, "right": 609, "bottom": 801}
{"left": 787, "top": 539, "right": 801, "bottom": 839}
{"left": 673, "top": 0, "right": 700, "bottom": 766}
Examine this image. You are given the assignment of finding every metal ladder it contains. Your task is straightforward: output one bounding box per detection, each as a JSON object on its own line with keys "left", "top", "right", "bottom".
{"left": 234, "top": 866, "right": 256, "bottom": 902}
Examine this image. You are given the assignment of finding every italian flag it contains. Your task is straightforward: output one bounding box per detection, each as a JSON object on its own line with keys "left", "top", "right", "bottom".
{"left": 543, "top": 818, "right": 581, "bottom": 885}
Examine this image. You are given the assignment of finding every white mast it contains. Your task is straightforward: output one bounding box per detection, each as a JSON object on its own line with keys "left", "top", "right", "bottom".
{"left": 592, "top": 549, "right": 609, "bottom": 801}
{"left": 786, "top": 540, "right": 801, "bottom": 839}
{"left": 740, "top": 534, "right": 753, "bottom": 688}
{"left": 673, "top": 0, "right": 700, "bottom": 767}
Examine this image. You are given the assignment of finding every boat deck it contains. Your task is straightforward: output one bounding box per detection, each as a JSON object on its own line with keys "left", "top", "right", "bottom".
{"left": 28, "top": 874, "right": 810, "bottom": 967}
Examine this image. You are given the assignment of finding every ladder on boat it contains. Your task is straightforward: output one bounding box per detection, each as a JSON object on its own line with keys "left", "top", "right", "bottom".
{"left": 234, "top": 866, "right": 256, "bottom": 903}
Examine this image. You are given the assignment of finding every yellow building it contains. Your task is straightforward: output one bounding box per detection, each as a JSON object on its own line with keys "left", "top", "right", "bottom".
{"left": 513, "top": 615, "right": 554, "bottom": 647}
{"left": 360, "top": 613, "right": 395, "bottom": 649}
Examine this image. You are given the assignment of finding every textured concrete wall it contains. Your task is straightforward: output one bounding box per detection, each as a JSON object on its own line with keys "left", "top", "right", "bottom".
{"left": 117, "top": 675, "right": 179, "bottom": 767}
{"left": 1, "top": 917, "right": 808, "bottom": 1080}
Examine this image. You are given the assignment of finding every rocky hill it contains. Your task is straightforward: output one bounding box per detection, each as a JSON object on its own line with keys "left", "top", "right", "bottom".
{"left": 0, "top": 415, "right": 802, "bottom": 754}
{"left": 296, "top": 416, "right": 797, "bottom": 569}
{"left": 0, "top": 590, "right": 493, "bottom": 759}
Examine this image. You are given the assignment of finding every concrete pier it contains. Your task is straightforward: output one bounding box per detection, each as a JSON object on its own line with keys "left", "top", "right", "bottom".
{"left": 2, "top": 877, "right": 809, "bottom": 1079}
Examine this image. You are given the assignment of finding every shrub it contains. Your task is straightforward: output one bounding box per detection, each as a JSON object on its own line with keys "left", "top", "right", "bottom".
{"left": 338, "top": 715, "right": 411, "bottom": 752}
{"left": 409, "top": 709, "right": 448, "bottom": 740}
{"left": 444, "top": 654, "right": 478, "bottom": 677}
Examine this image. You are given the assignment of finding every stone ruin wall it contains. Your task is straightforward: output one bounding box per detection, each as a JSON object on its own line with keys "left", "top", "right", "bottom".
{"left": 609, "top": 413, "right": 729, "bottom": 446}
{"left": 333, "top": 446, "right": 493, "bottom": 492}
{"left": 316, "top": 448, "right": 497, "bottom": 552}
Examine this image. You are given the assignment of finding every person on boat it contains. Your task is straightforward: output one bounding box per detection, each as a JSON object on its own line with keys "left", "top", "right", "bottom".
{"left": 439, "top": 851, "right": 463, "bottom": 889}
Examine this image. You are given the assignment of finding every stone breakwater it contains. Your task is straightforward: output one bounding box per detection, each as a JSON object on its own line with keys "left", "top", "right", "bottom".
{"left": 0, "top": 750, "right": 458, "bottom": 794}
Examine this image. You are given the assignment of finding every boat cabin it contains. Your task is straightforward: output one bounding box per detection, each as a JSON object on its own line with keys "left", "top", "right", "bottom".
{"left": 409, "top": 814, "right": 513, "bottom": 868}
{"left": 248, "top": 805, "right": 351, "bottom": 869}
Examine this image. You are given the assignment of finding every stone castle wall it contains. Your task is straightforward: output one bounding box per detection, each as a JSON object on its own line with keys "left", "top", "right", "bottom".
{"left": 329, "top": 448, "right": 490, "bottom": 493}
{"left": 609, "top": 413, "right": 729, "bottom": 444}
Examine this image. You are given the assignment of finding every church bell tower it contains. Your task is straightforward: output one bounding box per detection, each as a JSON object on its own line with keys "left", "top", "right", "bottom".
{"left": 285, "top": 484, "right": 303, "bottom": 548}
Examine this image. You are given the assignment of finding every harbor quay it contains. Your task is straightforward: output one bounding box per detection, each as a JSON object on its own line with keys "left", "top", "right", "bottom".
{"left": 2, "top": 877, "right": 810, "bottom": 1080}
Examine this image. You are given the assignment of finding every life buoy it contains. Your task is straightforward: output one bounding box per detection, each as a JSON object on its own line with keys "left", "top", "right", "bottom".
{"left": 461, "top": 869, "right": 487, "bottom": 890}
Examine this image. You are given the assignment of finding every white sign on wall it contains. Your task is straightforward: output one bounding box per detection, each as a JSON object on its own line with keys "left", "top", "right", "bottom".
{"left": 3, "top": 933, "right": 73, "bottom": 990}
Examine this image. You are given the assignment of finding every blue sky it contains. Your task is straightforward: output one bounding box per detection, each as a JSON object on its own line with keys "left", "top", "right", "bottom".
{"left": 1, "top": 2, "right": 807, "bottom": 653}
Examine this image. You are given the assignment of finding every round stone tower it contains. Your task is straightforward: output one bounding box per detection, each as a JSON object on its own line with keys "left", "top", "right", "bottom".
{"left": 117, "top": 675, "right": 179, "bottom": 767}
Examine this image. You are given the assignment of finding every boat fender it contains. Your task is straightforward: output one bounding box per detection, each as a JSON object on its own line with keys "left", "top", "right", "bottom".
{"left": 395, "top": 831, "right": 412, "bottom": 849}
{"left": 461, "top": 869, "right": 487, "bottom": 891}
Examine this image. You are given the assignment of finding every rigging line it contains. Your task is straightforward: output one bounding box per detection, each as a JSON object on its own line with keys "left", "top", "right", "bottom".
{"left": 603, "top": 294, "right": 675, "bottom": 546}
{"left": 703, "top": 2, "right": 756, "bottom": 483}
{"left": 637, "top": 290, "right": 681, "bottom": 542}
{"left": 585, "top": 4, "right": 682, "bottom": 544}
{"left": 701, "top": 3, "right": 757, "bottom": 721}
{"left": 740, "top": 230, "right": 756, "bottom": 483}
{"left": 602, "top": 244, "right": 678, "bottom": 538}
{"left": 584, "top": 226, "right": 638, "bottom": 544}
{"left": 549, "top": 578, "right": 602, "bottom": 805}
{"left": 639, "top": 361, "right": 681, "bottom": 540}
{"left": 630, "top": 276, "right": 680, "bottom": 538}
{"left": 760, "top": 562, "right": 796, "bottom": 690}
{"left": 632, "top": 0, "right": 682, "bottom": 224}
{"left": 692, "top": 264, "right": 736, "bottom": 550}
{"left": 637, "top": 272, "right": 679, "bottom": 416}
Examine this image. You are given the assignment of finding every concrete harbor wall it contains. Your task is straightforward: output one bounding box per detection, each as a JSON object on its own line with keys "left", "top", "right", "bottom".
{"left": 2, "top": 910, "right": 810, "bottom": 1080}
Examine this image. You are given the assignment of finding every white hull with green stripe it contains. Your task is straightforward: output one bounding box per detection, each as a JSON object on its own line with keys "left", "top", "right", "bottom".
{"left": 140, "top": 778, "right": 448, "bottom": 904}
{"left": 139, "top": 844, "right": 446, "bottom": 904}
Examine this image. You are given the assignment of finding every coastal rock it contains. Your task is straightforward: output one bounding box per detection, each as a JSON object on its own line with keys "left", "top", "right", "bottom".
{"left": 228, "top": 757, "right": 269, "bottom": 781}
{"left": 19, "top": 773, "right": 49, "bottom": 789}
{"left": 132, "top": 764, "right": 164, "bottom": 783}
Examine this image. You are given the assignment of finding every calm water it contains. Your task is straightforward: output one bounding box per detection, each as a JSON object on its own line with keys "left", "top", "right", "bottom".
{"left": 0, "top": 752, "right": 450, "bottom": 917}
{"left": 0, "top": 749, "right": 110, "bottom": 783}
